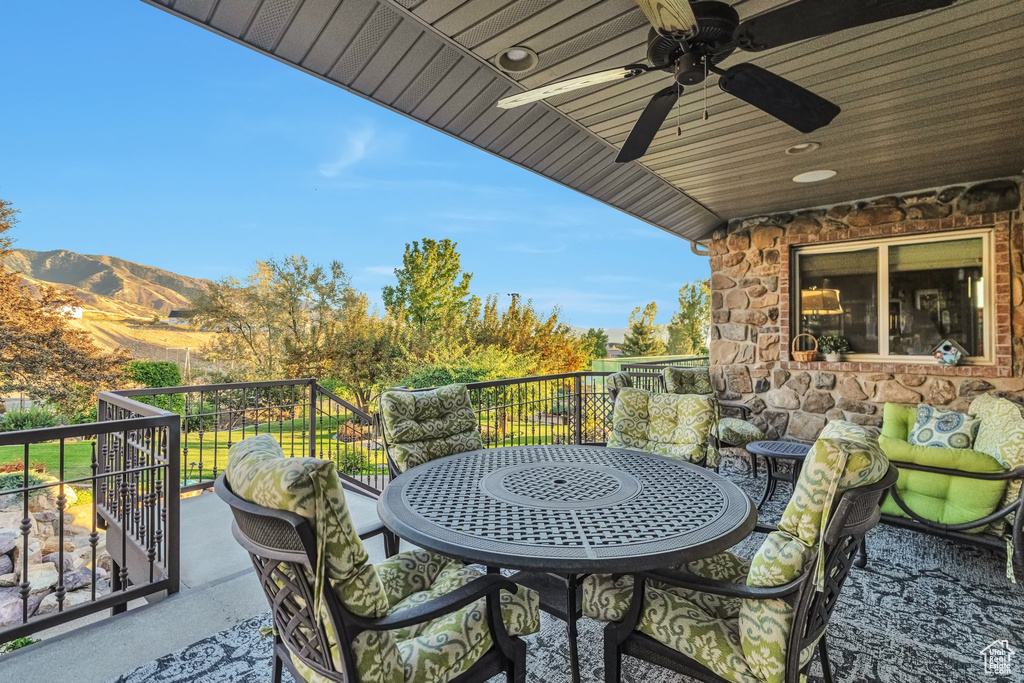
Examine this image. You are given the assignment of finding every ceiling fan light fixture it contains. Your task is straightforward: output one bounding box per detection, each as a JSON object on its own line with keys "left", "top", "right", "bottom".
{"left": 496, "top": 46, "right": 539, "bottom": 75}
{"left": 793, "top": 169, "right": 837, "bottom": 183}
{"left": 785, "top": 142, "right": 821, "bottom": 155}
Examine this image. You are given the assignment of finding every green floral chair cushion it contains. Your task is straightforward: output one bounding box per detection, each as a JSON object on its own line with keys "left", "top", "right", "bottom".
{"left": 663, "top": 366, "right": 714, "bottom": 395}
{"left": 969, "top": 394, "right": 1024, "bottom": 532}
{"left": 716, "top": 418, "right": 765, "bottom": 448}
{"left": 226, "top": 436, "right": 539, "bottom": 683}
{"left": 585, "top": 421, "right": 889, "bottom": 683}
{"left": 607, "top": 387, "right": 719, "bottom": 466}
{"left": 379, "top": 384, "right": 483, "bottom": 472}
{"left": 604, "top": 371, "right": 633, "bottom": 400}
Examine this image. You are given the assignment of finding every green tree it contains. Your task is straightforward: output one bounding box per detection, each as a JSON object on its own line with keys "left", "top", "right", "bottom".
{"left": 667, "top": 279, "right": 711, "bottom": 355}
{"left": 0, "top": 198, "right": 128, "bottom": 418}
{"left": 323, "top": 309, "right": 409, "bottom": 410}
{"left": 582, "top": 328, "right": 609, "bottom": 359}
{"left": 619, "top": 302, "right": 666, "bottom": 357}
{"left": 189, "top": 256, "right": 357, "bottom": 380}
{"left": 382, "top": 238, "right": 473, "bottom": 328}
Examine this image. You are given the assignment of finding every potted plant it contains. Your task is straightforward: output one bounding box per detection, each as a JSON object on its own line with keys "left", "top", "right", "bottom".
{"left": 818, "top": 335, "right": 850, "bottom": 363}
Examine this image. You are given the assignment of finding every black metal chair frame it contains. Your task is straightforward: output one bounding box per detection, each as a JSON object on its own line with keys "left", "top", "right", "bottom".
{"left": 601, "top": 465, "right": 899, "bottom": 683}
{"left": 214, "top": 475, "right": 528, "bottom": 683}
{"left": 875, "top": 459, "right": 1024, "bottom": 575}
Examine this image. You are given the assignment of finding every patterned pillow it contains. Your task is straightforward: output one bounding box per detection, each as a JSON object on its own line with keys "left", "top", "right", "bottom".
{"left": 908, "top": 404, "right": 979, "bottom": 449}
{"left": 379, "top": 384, "right": 483, "bottom": 471}
{"left": 662, "top": 366, "right": 714, "bottom": 395}
{"left": 608, "top": 388, "right": 718, "bottom": 465}
{"left": 969, "top": 394, "right": 1024, "bottom": 531}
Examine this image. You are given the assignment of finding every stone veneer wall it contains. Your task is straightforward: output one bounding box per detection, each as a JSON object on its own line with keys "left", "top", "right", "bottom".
{"left": 707, "top": 177, "right": 1023, "bottom": 442}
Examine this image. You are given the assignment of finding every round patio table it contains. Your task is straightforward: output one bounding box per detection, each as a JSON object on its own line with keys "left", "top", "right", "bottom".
{"left": 378, "top": 444, "right": 756, "bottom": 682}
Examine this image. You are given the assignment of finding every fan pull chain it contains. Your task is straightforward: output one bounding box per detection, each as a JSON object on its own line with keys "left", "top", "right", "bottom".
{"left": 702, "top": 59, "right": 709, "bottom": 121}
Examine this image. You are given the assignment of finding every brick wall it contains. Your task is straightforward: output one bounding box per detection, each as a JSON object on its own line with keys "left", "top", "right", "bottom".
{"left": 707, "top": 178, "right": 1023, "bottom": 441}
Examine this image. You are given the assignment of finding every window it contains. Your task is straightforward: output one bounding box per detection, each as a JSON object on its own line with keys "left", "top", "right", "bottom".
{"left": 793, "top": 231, "right": 992, "bottom": 361}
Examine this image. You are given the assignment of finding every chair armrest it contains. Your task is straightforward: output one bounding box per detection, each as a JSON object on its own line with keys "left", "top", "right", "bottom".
{"left": 889, "top": 461, "right": 1024, "bottom": 481}
{"left": 719, "top": 401, "right": 752, "bottom": 419}
{"left": 350, "top": 574, "right": 518, "bottom": 631}
{"left": 753, "top": 523, "right": 776, "bottom": 535}
{"left": 639, "top": 568, "right": 804, "bottom": 600}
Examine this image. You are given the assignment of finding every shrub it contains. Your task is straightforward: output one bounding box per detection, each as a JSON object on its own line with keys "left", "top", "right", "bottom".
{"left": 0, "top": 471, "right": 49, "bottom": 505}
{"left": 0, "top": 406, "right": 60, "bottom": 432}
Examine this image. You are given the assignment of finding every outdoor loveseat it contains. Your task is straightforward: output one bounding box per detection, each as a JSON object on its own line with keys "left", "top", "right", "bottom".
{"left": 876, "top": 395, "right": 1024, "bottom": 578}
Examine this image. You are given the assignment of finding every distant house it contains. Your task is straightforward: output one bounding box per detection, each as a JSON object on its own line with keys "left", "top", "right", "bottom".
{"left": 166, "top": 309, "right": 192, "bottom": 325}
{"left": 606, "top": 342, "right": 622, "bottom": 358}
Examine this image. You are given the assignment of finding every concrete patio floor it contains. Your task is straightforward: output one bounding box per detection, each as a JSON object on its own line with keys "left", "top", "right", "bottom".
{"left": 1, "top": 489, "right": 391, "bottom": 683}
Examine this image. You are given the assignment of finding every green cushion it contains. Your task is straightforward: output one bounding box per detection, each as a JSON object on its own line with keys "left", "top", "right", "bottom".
{"left": 607, "top": 387, "right": 718, "bottom": 465}
{"left": 879, "top": 404, "right": 1006, "bottom": 529}
{"left": 908, "top": 404, "right": 979, "bottom": 449}
{"left": 662, "top": 366, "right": 714, "bottom": 395}
{"left": 716, "top": 418, "right": 765, "bottom": 448}
{"left": 742, "top": 425, "right": 889, "bottom": 683}
{"left": 379, "top": 384, "right": 483, "bottom": 472}
{"left": 604, "top": 371, "right": 634, "bottom": 394}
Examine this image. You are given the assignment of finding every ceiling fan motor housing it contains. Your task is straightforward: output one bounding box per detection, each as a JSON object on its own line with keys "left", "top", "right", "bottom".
{"left": 647, "top": 1, "right": 739, "bottom": 85}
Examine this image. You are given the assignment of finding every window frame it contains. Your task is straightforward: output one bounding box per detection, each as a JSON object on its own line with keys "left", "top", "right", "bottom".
{"left": 792, "top": 228, "right": 994, "bottom": 364}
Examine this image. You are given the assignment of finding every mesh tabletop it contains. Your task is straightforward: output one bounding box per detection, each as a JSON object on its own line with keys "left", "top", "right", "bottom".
{"left": 746, "top": 440, "right": 813, "bottom": 459}
{"left": 378, "top": 445, "right": 755, "bottom": 573}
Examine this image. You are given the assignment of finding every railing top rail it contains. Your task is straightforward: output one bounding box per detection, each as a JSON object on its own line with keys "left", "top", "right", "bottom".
{"left": 0, "top": 414, "right": 179, "bottom": 446}
{"left": 314, "top": 384, "right": 373, "bottom": 421}
{"left": 111, "top": 378, "right": 317, "bottom": 397}
{"left": 98, "top": 390, "right": 181, "bottom": 419}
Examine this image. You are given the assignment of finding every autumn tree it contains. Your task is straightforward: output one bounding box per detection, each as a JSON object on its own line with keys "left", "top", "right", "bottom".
{"left": 619, "top": 302, "right": 666, "bottom": 357}
{"left": 0, "top": 198, "right": 128, "bottom": 418}
{"left": 323, "top": 307, "right": 409, "bottom": 409}
{"left": 382, "top": 238, "right": 473, "bottom": 328}
{"left": 667, "top": 279, "right": 711, "bottom": 356}
{"left": 582, "top": 328, "right": 609, "bottom": 359}
{"left": 189, "top": 256, "right": 358, "bottom": 380}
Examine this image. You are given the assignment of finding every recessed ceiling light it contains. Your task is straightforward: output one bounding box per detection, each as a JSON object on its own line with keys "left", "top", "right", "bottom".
{"left": 496, "top": 46, "right": 539, "bottom": 75}
{"left": 793, "top": 169, "right": 837, "bottom": 183}
{"left": 785, "top": 142, "right": 821, "bottom": 155}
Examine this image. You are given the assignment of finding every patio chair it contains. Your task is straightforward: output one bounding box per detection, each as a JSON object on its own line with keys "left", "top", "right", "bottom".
{"left": 216, "top": 434, "right": 539, "bottom": 683}
{"left": 585, "top": 421, "right": 897, "bottom": 683}
{"left": 378, "top": 384, "right": 483, "bottom": 479}
{"left": 662, "top": 366, "right": 765, "bottom": 476}
{"left": 604, "top": 369, "right": 764, "bottom": 475}
{"left": 607, "top": 385, "right": 720, "bottom": 467}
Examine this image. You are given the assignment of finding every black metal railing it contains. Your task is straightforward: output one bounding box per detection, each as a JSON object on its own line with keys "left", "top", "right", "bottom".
{"left": 0, "top": 394, "right": 179, "bottom": 641}
{"left": 110, "top": 379, "right": 380, "bottom": 493}
{"left": 620, "top": 356, "right": 709, "bottom": 372}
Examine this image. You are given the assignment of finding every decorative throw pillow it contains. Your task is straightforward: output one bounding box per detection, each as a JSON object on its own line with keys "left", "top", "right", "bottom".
{"left": 908, "top": 404, "right": 979, "bottom": 449}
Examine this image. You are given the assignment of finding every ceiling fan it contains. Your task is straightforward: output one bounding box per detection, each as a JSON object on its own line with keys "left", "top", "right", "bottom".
{"left": 496, "top": 0, "right": 958, "bottom": 163}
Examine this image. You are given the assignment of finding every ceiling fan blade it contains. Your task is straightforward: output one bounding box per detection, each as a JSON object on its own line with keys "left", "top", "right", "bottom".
{"left": 616, "top": 86, "right": 680, "bottom": 163}
{"left": 719, "top": 63, "right": 839, "bottom": 134}
{"left": 735, "top": 0, "right": 958, "bottom": 52}
{"left": 634, "top": 0, "right": 699, "bottom": 36}
{"left": 497, "top": 65, "right": 649, "bottom": 109}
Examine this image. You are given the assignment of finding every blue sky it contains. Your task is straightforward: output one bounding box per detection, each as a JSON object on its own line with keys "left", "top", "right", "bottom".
{"left": 1, "top": 2, "right": 709, "bottom": 330}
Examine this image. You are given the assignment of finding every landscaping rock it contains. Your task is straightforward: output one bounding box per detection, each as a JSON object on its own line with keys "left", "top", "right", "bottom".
{"left": 0, "top": 573, "right": 17, "bottom": 587}
{"left": 61, "top": 567, "right": 94, "bottom": 591}
{"left": 0, "top": 554, "right": 11, "bottom": 576}
{"left": 26, "top": 562, "right": 59, "bottom": 594}
{"left": 0, "top": 530, "right": 17, "bottom": 555}
{"left": 42, "top": 552, "right": 74, "bottom": 573}
{"left": 36, "top": 588, "right": 93, "bottom": 616}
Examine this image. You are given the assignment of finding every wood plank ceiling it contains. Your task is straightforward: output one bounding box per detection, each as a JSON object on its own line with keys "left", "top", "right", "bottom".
{"left": 141, "top": 0, "right": 1024, "bottom": 242}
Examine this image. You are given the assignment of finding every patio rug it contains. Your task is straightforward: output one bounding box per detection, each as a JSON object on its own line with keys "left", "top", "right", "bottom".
{"left": 109, "top": 458, "right": 1024, "bottom": 683}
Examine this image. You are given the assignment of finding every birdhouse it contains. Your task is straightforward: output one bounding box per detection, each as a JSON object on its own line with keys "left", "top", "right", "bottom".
{"left": 932, "top": 339, "right": 968, "bottom": 366}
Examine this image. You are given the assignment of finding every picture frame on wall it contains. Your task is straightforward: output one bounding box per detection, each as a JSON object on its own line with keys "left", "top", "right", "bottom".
{"left": 915, "top": 288, "right": 940, "bottom": 312}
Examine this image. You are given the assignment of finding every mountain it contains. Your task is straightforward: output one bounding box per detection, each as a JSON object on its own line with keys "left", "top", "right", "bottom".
{"left": 2, "top": 248, "right": 210, "bottom": 317}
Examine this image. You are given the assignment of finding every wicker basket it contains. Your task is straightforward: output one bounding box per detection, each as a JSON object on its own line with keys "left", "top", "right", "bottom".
{"left": 790, "top": 333, "right": 818, "bottom": 362}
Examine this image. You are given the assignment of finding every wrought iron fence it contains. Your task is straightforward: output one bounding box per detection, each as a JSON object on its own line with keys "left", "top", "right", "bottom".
{"left": 0, "top": 394, "right": 179, "bottom": 641}
{"left": 620, "top": 356, "right": 709, "bottom": 372}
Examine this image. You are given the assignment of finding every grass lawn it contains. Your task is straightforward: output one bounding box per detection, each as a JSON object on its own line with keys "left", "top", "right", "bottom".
{"left": 0, "top": 412, "right": 605, "bottom": 488}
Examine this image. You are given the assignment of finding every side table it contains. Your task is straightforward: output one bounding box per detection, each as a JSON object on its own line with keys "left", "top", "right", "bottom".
{"left": 746, "top": 439, "right": 813, "bottom": 509}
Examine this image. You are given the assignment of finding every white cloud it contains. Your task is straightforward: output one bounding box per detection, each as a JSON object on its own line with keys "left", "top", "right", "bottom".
{"left": 362, "top": 265, "right": 396, "bottom": 276}
{"left": 318, "top": 125, "right": 378, "bottom": 177}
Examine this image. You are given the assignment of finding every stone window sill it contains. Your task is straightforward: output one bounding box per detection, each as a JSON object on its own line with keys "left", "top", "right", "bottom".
{"left": 779, "top": 359, "right": 1011, "bottom": 378}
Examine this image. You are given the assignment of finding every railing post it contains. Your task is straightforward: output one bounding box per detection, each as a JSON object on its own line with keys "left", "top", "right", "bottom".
{"left": 309, "top": 379, "right": 318, "bottom": 459}
{"left": 573, "top": 374, "right": 583, "bottom": 445}
{"left": 165, "top": 417, "right": 181, "bottom": 595}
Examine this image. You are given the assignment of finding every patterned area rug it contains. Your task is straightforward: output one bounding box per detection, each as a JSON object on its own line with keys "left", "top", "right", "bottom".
{"left": 110, "top": 459, "right": 1024, "bottom": 683}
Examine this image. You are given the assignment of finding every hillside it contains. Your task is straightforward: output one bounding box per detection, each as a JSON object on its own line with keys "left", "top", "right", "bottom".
{"left": 2, "top": 248, "right": 210, "bottom": 317}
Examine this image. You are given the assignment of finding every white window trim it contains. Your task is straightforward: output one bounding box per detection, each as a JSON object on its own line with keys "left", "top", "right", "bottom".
{"left": 793, "top": 229, "right": 995, "bottom": 364}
